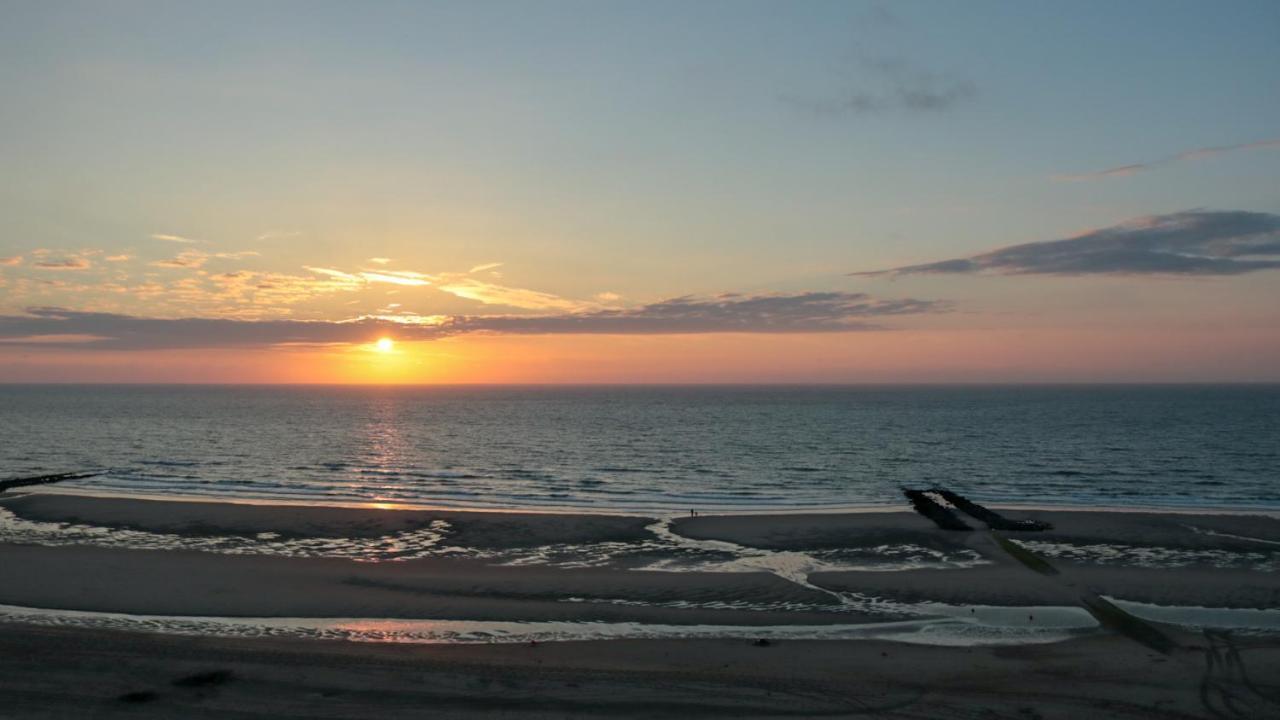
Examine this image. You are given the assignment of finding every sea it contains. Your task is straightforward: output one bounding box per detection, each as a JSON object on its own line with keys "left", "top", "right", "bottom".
{"left": 1, "top": 384, "right": 1277, "bottom": 514}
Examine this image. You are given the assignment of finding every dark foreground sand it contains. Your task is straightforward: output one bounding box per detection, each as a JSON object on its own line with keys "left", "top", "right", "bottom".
{"left": 1, "top": 621, "right": 1277, "bottom": 719}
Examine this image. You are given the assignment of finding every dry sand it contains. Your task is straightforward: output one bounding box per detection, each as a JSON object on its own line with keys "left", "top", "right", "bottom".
{"left": 1, "top": 621, "right": 1277, "bottom": 719}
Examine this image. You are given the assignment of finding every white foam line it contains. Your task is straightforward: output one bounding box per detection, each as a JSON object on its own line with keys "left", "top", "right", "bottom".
{"left": 16, "top": 486, "right": 1280, "bottom": 519}
{"left": 1105, "top": 597, "right": 1280, "bottom": 632}
{"left": 1184, "top": 524, "right": 1280, "bottom": 547}
{"left": 0, "top": 603, "right": 1097, "bottom": 647}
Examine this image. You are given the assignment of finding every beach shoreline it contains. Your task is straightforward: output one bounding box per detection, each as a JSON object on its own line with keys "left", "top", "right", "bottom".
{"left": 16, "top": 481, "right": 1280, "bottom": 518}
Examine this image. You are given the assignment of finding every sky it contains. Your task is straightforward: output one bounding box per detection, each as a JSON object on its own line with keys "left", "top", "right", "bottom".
{"left": 1, "top": 0, "right": 1278, "bottom": 383}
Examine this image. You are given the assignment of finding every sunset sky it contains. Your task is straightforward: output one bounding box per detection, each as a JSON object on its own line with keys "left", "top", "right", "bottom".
{"left": 2, "top": 1, "right": 1278, "bottom": 383}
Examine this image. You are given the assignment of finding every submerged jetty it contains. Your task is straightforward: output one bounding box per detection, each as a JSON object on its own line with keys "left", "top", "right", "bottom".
{"left": 902, "top": 489, "right": 972, "bottom": 531}
{"left": 0, "top": 471, "right": 99, "bottom": 494}
{"left": 903, "top": 487, "right": 1053, "bottom": 532}
{"left": 931, "top": 487, "right": 1053, "bottom": 531}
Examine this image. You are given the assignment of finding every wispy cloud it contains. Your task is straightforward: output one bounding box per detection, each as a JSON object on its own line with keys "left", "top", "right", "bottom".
{"left": 367, "top": 257, "right": 392, "bottom": 265}
{"left": 33, "top": 257, "right": 92, "bottom": 270}
{"left": 1054, "top": 137, "right": 1280, "bottom": 182}
{"left": 151, "top": 250, "right": 210, "bottom": 269}
{"left": 436, "top": 278, "right": 584, "bottom": 311}
{"left": 150, "top": 233, "right": 200, "bottom": 244}
{"left": 0, "top": 256, "right": 22, "bottom": 267}
{"left": 0, "top": 292, "right": 947, "bottom": 350}
{"left": 358, "top": 270, "right": 432, "bottom": 287}
{"left": 303, "top": 263, "right": 582, "bottom": 309}
{"left": 854, "top": 210, "right": 1280, "bottom": 277}
{"left": 0, "top": 333, "right": 109, "bottom": 345}
{"left": 256, "top": 230, "right": 302, "bottom": 242}
{"left": 305, "top": 266, "right": 360, "bottom": 281}
{"left": 304, "top": 266, "right": 433, "bottom": 287}
{"left": 459, "top": 292, "right": 946, "bottom": 335}
{"left": 104, "top": 254, "right": 131, "bottom": 262}
{"left": 151, "top": 250, "right": 259, "bottom": 269}
{"left": 785, "top": 56, "right": 976, "bottom": 116}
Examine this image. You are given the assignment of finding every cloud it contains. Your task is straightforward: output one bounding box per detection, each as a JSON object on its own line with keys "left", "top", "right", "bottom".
{"left": 151, "top": 250, "right": 259, "bottom": 269}
{"left": 1055, "top": 137, "right": 1280, "bottom": 181}
{"left": 150, "top": 233, "right": 200, "bottom": 244}
{"left": 0, "top": 333, "right": 109, "bottom": 345}
{"left": 33, "top": 257, "right": 92, "bottom": 270}
{"left": 358, "top": 270, "right": 432, "bottom": 286}
{"left": 303, "top": 266, "right": 432, "bottom": 286}
{"left": 256, "top": 230, "right": 302, "bottom": 242}
{"left": 469, "top": 262, "right": 504, "bottom": 273}
{"left": 457, "top": 292, "right": 945, "bottom": 336}
{"left": 305, "top": 266, "right": 360, "bottom": 281}
{"left": 368, "top": 257, "right": 392, "bottom": 265}
{"left": 150, "top": 250, "right": 210, "bottom": 269}
{"left": 854, "top": 210, "right": 1280, "bottom": 277}
{"left": 104, "top": 254, "right": 131, "bottom": 262}
{"left": 786, "top": 56, "right": 976, "bottom": 116}
{"left": 436, "top": 278, "right": 585, "bottom": 311}
{"left": 0, "top": 256, "right": 22, "bottom": 266}
{"left": 0, "top": 292, "right": 946, "bottom": 350}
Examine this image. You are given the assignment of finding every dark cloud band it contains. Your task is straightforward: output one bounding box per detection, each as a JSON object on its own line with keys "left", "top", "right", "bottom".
{"left": 0, "top": 292, "right": 947, "bottom": 350}
{"left": 854, "top": 210, "right": 1280, "bottom": 277}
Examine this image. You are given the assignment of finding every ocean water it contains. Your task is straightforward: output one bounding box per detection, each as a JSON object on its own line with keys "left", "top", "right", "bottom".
{"left": 0, "top": 385, "right": 1276, "bottom": 513}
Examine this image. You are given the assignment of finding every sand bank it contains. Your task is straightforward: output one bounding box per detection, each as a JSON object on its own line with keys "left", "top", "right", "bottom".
{"left": 1, "top": 492, "right": 1277, "bottom": 619}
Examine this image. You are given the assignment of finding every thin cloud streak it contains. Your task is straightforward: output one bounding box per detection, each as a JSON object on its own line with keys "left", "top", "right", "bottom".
{"left": 358, "top": 270, "right": 432, "bottom": 286}
{"left": 150, "top": 250, "right": 259, "bottom": 269}
{"left": 1054, "top": 137, "right": 1280, "bottom": 181}
{"left": 0, "top": 292, "right": 947, "bottom": 350}
{"left": 33, "top": 258, "right": 92, "bottom": 270}
{"left": 853, "top": 210, "right": 1280, "bottom": 277}
{"left": 150, "top": 233, "right": 200, "bottom": 244}
{"left": 436, "top": 278, "right": 584, "bottom": 311}
{"left": 784, "top": 56, "right": 976, "bottom": 116}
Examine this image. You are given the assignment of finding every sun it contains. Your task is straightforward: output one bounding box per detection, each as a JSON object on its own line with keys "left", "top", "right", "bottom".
{"left": 374, "top": 337, "right": 394, "bottom": 353}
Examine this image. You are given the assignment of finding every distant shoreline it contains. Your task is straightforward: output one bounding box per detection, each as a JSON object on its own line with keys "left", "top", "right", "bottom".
{"left": 10, "top": 485, "right": 1280, "bottom": 517}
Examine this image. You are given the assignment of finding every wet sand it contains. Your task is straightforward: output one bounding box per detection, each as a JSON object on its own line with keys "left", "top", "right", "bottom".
{"left": 0, "top": 492, "right": 656, "bottom": 548}
{"left": 2, "top": 493, "right": 1277, "bottom": 615}
{"left": 0, "top": 543, "right": 849, "bottom": 625}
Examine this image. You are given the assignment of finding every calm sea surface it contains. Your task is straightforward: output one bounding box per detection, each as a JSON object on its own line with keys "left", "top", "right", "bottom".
{"left": 1, "top": 385, "right": 1276, "bottom": 513}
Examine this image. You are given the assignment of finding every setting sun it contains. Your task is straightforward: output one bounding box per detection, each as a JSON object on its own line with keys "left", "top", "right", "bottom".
{"left": 375, "top": 338, "right": 394, "bottom": 353}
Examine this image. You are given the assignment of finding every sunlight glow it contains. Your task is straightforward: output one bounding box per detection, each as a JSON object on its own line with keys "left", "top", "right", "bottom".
{"left": 375, "top": 337, "right": 394, "bottom": 353}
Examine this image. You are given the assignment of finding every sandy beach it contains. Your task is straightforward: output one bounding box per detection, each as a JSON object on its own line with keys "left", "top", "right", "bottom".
{"left": 1, "top": 491, "right": 1279, "bottom": 717}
